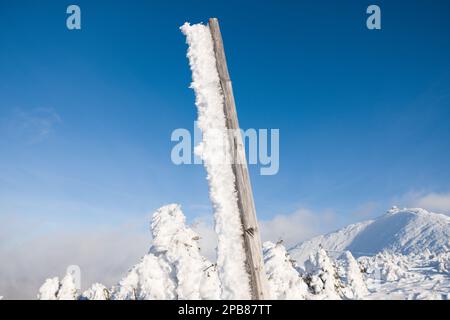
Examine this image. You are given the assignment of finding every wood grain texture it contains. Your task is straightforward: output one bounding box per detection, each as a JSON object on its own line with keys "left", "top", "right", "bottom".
{"left": 208, "top": 17, "right": 270, "bottom": 300}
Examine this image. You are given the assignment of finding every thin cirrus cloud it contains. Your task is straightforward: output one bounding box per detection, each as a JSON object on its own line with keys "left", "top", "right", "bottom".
{"left": 6, "top": 108, "right": 61, "bottom": 143}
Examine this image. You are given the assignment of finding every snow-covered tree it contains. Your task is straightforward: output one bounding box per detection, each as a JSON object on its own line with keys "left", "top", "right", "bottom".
{"left": 263, "top": 241, "right": 309, "bottom": 299}
{"left": 436, "top": 252, "right": 450, "bottom": 274}
{"left": 358, "top": 251, "right": 411, "bottom": 282}
{"left": 149, "top": 204, "right": 220, "bottom": 299}
{"left": 338, "top": 251, "right": 368, "bottom": 299}
{"left": 81, "top": 283, "right": 109, "bottom": 300}
{"left": 111, "top": 253, "right": 176, "bottom": 300}
{"left": 112, "top": 204, "right": 220, "bottom": 300}
{"left": 37, "top": 277, "right": 60, "bottom": 300}
{"left": 37, "top": 271, "right": 79, "bottom": 300}
{"left": 304, "top": 248, "right": 342, "bottom": 299}
{"left": 57, "top": 271, "right": 79, "bottom": 300}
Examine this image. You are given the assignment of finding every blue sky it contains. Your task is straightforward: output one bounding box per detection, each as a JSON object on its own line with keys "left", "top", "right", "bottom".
{"left": 1, "top": 0, "right": 450, "bottom": 240}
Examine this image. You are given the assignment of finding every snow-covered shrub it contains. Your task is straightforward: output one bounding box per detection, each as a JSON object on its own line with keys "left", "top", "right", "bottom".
{"left": 304, "top": 248, "right": 342, "bottom": 299}
{"left": 37, "top": 277, "right": 60, "bottom": 300}
{"left": 111, "top": 253, "right": 176, "bottom": 300}
{"left": 435, "top": 252, "right": 450, "bottom": 273}
{"left": 338, "top": 251, "right": 368, "bottom": 299}
{"left": 81, "top": 283, "right": 109, "bottom": 300}
{"left": 37, "top": 271, "right": 79, "bottom": 300}
{"left": 377, "top": 253, "right": 411, "bottom": 282}
{"left": 358, "top": 252, "right": 411, "bottom": 282}
{"left": 57, "top": 271, "right": 79, "bottom": 300}
{"left": 150, "top": 204, "right": 220, "bottom": 299}
{"left": 263, "top": 241, "right": 309, "bottom": 299}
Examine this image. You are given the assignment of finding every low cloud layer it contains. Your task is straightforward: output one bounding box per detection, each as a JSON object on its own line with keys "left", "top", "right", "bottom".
{"left": 0, "top": 216, "right": 150, "bottom": 300}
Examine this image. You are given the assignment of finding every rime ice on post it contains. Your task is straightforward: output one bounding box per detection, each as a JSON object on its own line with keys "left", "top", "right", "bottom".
{"left": 181, "top": 19, "right": 269, "bottom": 299}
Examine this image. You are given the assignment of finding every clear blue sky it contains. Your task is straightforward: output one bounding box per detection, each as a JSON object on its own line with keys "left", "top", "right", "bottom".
{"left": 1, "top": 0, "right": 449, "bottom": 234}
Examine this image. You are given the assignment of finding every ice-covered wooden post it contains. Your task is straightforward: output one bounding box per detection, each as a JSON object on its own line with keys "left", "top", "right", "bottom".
{"left": 208, "top": 18, "right": 270, "bottom": 300}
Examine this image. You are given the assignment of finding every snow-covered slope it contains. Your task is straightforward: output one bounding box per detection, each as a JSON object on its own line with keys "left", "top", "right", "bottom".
{"left": 290, "top": 207, "right": 450, "bottom": 266}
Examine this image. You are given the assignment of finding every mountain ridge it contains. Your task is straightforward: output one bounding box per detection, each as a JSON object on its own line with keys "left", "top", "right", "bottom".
{"left": 289, "top": 207, "right": 450, "bottom": 266}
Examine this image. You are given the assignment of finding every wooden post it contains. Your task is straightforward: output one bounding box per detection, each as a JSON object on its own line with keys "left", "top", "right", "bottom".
{"left": 208, "top": 18, "right": 270, "bottom": 300}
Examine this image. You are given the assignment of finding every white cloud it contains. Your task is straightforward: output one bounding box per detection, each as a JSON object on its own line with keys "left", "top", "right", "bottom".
{"left": 259, "top": 208, "right": 339, "bottom": 249}
{"left": 414, "top": 192, "right": 450, "bottom": 213}
{"left": 393, "top": 191, "right": 450, "bottom": 214}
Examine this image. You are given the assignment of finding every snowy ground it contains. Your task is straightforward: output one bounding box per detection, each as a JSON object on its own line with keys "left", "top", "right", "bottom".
{"left": 363, "top": 253, "right": 450, "bottom": 300}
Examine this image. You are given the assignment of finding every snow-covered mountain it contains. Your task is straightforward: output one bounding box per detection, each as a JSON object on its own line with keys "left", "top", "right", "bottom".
{"left": 289, "top": 207, "right": 450, "bottom": 266}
